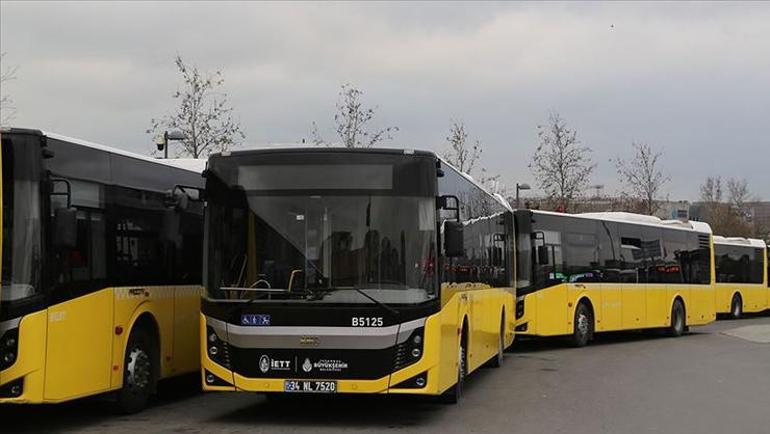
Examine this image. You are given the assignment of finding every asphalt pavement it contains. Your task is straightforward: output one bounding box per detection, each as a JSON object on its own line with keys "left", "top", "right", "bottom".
{"left": 3, "top": 314, "right": 770, "bottom": 434}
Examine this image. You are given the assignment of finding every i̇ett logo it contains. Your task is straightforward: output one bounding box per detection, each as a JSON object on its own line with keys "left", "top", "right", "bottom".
{"left": 259, "top": 355, "right": 270, "bottom": 374}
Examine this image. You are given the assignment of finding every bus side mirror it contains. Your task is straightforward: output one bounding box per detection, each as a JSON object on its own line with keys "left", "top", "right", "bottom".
{"left": 445, "top": 221, "right": 464, "bottom": 258}
{"left": 537, "top": 245, "right": 549, "bottom": 265}
{"left": 53, "top": 208, "right": 78, "bottom": 249}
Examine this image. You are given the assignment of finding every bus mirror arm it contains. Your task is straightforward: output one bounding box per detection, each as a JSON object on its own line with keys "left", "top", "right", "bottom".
{"left": 165, "top": 184, "right": 205, "bottom": 209}
{"left": 438, "top": 195, "right": 461, "bottom": 222}
{"left": 48, "top": 177, "right": 73, "bottom": 208}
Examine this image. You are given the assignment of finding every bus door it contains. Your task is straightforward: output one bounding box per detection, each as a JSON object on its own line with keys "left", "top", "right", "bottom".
{"left": 44, "top": 181, "right": 114, "bottom": 400}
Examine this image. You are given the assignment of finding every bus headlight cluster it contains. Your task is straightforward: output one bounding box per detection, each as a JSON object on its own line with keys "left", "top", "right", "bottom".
{"left": 0, "top": 328, "right": 19, "bottom": 371}
{"left": 394, "top": 327, "right": 425, "bottom": 372}
{"left": 409, "top": 329, "right": 424, "bottom": 360}
{"left": 206, "top": 326, "right": 230, "bottom": 369}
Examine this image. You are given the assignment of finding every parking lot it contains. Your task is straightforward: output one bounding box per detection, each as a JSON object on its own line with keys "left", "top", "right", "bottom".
{"left": 3, "top": 315, "right": 770, "bottom": 434}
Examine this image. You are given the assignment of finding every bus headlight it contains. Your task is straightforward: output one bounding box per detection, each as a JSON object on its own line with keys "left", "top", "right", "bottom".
{"left": 0, "top": 328, "right": 19, "bottom": 371}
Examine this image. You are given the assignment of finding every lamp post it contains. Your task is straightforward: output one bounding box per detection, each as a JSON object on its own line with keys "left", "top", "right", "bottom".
{"left": 515, "top": 182, "right": 531, "bottom": 209}
{"left": 155, "top": 130, "right": 187, "bottom": 159}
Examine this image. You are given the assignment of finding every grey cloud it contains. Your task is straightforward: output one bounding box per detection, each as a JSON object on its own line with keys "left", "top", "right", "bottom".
{"left": 1, "top": 1, "right": 769, "bottom": 199}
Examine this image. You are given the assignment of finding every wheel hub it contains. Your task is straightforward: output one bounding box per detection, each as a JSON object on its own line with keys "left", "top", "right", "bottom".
{"left": 577, "top": 313, "right": 589, "bottom": 335}
{"left": 126, "top": 346, "right": 151, "bottom": 391}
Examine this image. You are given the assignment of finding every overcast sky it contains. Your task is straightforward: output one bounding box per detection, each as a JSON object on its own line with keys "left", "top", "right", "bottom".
{"left": 2, "top": 1, "right": 769, "bottom": 200}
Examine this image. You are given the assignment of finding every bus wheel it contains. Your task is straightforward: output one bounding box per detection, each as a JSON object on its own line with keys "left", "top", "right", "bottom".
{"left": 115, "top": 328, "right": 157, "bottom": 414}
{"left": 488, "top": 315, "right": 505, "bottom": 368}
{"left": 730, "top": 294, "right": 743, "bottom": 319}
{"left": 668, "top": 299, "right": 686, "bottom": 337}
{"left": 440, "top": 331, "right": 467, "bottom": 404}
{"left": 570, "top": 302, "right": 593, "bottom": 347}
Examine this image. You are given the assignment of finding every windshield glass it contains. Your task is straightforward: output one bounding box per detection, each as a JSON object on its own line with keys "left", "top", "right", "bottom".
{"left": 2, "top": 134, "right": 43, "bottom": 305}
{"left": 206, "top": 185, "right": 438, "bottom": 304}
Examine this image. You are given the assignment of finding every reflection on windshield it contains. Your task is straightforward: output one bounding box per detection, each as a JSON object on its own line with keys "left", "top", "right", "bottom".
{"left": 1, "top": 137, "right": 42, "bottom": 303}
{"left": 207, "top": 192, "right": 437, "bottom": 303}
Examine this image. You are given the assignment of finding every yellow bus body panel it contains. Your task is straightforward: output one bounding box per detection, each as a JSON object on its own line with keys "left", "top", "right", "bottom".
{"left": 1, "top": 286, "right": 201, "bottom": 404}
{"left": 44, "top": 289, "right": 115, "bottom": 401}
{"left": 0, "top": 311, "right": 47, "bottom": 403}
{"left": 716, "top": 283, "right": 768, "bottom": 314}
{"left": 517, "top": 282, "right": 716, "bottom": 337}
{"left": 202, "top": 286, "right": 514, "bottom": 396}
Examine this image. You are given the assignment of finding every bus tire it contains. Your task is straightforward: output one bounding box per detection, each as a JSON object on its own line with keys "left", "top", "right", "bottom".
{"left": 570, "top": 302, "right": 593, "bottom": 347}
{"left": 440, "top": 327, "right": 467, "bottom": 404}
{"left": 487, "top": 314, "right": 505, "bottom": 368}
{"left": 115, "top": 327, "right": 157, "bottom": 414}
{"left": 730, "top": 293, "right": 743, "bottom": 319}
{"left": 668, "top": 299, "right": 686, "bottom": 337}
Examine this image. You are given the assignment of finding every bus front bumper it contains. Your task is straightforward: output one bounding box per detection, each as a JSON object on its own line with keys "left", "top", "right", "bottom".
{"left": 199, "top": 313, "right": 445, "bottom": 396}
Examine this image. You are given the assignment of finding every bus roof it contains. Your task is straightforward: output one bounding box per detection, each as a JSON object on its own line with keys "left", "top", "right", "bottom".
{"left": 713, "top": 236, "right": 767, "bottom": 248}
{"left": 528, "top": 210, "right": 713, "bottom": 234}
{"left": 25, "top": 129, "right": 206, "bottom": 174}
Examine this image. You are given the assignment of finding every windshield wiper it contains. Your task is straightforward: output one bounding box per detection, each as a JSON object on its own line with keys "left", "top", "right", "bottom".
{"left": 353, "top": 288, "right": 400, "bottom": 317}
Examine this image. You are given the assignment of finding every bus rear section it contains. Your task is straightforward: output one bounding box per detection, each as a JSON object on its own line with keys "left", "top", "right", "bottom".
{"left": 200, "top": 148, "right": 515, "bottom": 401}
{"left": 514, "top": 210, "right": 715, "bottom": 346}
{"left": 713, "top": 237, "right": 768, "bottom": 318}
{"left": 1, "top": 129, "right": 204, "bottom": 412}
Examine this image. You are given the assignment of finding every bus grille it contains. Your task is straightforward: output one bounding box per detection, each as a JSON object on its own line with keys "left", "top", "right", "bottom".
{"left": 698, "top": 235, "right": 710, "bottom": 248}
{"left": 392, "top": 341, "right": 411, "bottom": 372}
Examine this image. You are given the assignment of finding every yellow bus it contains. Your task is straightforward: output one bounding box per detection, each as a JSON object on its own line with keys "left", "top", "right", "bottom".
{"left": 1, "top": 128, "right": 204, "bottom": 412}
{"left": 200, "top": 148, "right": 514, "bottom": 402}
{"left": 513, "top": 210, "right": 715, "bottom": 346}
{"left": 713, "top": 236, "right": 768, "bottom": 318}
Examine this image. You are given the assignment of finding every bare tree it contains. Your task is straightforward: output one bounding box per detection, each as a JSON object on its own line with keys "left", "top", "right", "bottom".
{"left": 444, "top": 121, "right": 481, "bottom": 174}
{"left": 1, "top": 52, "right": 19, "bottom": 126}
{"left": 148, "top": 55, "right": 244, "bottom": 158}
{"left": 442, "top": 120, "right": 508, "bottom": 196}
{"left": 613, "top": 142, "right": 670, "bottom": 215}
{"left": 530, "top": 113, "right": 595, "bottom": 211}
{"left": 312, "top": 83, "right": 398, "bottom": 148}
{"left": 726, "top": 178, "right": 753, "bottom": 217}
{"left": 699, "top": 176, "right": 723, "bottom": 204}
{"left": 698, "top": 176, "right": 753, "bottom": 237}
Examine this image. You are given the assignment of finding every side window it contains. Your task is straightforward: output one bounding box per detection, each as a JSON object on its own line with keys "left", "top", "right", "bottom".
{"left": 661, "top": 230, "right": 686, "bottom": 284}
{"left": 715, "top": 245, "right": 759, "bottom": 284}
{"left": 618, "top": 224, "right": 643, "bottom": 283}
{"left": 114, "top": 211, "right": 164, "bottom": 285}
{"left": 532, "top": 215, "right": 563, "bottom": 288}
{"left": 563, "top": 219, "right": 599, "bottom": 283}
{"left": 597, "top": 221, "right": 621, "bottom": 283}
{"left": 111, "top": 186, "right": 167, "bottom": 285}
{"left": 50, "top": 179, "right": 107, "bottom": 295}
{"left": 681, "top": 233, "right": 711, "bottom": 284}
{"left": 750, "top": 248, "right": 764, "bottom": 284}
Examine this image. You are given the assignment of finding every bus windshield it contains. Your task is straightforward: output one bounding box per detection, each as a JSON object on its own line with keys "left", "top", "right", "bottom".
{"left": 206, "top": 168, "right": 438, "bottom": 305}
{"left": 1, "top": 135, "right": 43, "bottom": 306}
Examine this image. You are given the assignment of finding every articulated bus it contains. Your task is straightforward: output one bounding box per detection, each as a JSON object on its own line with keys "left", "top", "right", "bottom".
{"left": 200, "top": 148, "right": 515, "bottom": 402}
{"left": 1, "top": 128, "right": 204, "bottom": 412}
{"left": 713, "top": 236, "right": 768, "bottom": 318}
{"left": 513, "top": 210, "right": 715, "bottom": 346}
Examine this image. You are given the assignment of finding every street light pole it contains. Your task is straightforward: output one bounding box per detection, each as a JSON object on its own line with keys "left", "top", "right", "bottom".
{"left": 516, "top": 182, "right": 531, "bottom": 209}
{"left": 155, "top": 130, "right": 187, "bottom": 159}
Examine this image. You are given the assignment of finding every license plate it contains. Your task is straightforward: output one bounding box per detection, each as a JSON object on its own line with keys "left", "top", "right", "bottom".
{"left": 283, "top": 380, "right": 337, "bottom": 394}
